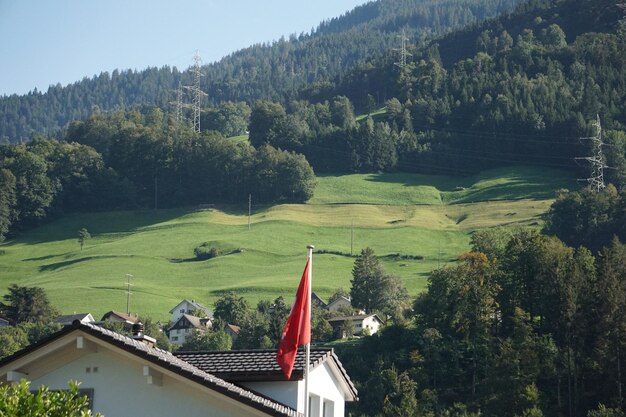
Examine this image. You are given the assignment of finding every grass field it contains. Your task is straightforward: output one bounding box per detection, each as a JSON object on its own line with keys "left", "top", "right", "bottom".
{"left": 0, "top": 166, "right": 576, "bottom": 321}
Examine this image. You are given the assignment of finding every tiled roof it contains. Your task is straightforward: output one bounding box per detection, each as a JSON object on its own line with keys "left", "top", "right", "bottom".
{"left": 226, "top": 324, "right": 241, "bottom": 333}
{"left": 327, "top": 314, "right": 380, "bottom": 323}
{"left": 0, "top": 322, "right": 299, "bottom": 417}
{"left": 174, "top": 349, "right": 331, "bottom": 381}
{"left": 101, "top": 310, "right": 140, "bottom": 323}
{"left": 311, "top": 292, "right": 327, "bottom": 307}
{"left": 170, "top": 314, "right": 211, "bottom": 330}
{"left": 173, "top": 349, "right": 358, "bottom": 399}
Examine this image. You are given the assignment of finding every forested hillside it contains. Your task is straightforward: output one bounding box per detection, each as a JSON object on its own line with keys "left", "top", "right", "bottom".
{"left": 259, "top": 0, "right": 626, "bottom": 180}
{"left": 0, "top": 0, "right": 522, "bottom": 142}
{"left": 2, "top": 0, "right": 626, "bottom": 241}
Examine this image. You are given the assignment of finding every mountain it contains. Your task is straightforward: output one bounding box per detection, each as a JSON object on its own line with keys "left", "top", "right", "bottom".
{"left": 0, "top": 0, "right": 523, "bottom": 143}
{"left": 282, "top": 0, "right": 626, "bottom": 182}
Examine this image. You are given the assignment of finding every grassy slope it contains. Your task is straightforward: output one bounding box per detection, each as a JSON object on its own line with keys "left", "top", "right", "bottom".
{"left": 0, "top": 166, "right": 576, "bottom": 321}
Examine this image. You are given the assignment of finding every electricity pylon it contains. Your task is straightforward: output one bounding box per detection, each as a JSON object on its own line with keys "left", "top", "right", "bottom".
{"left": 184, "top": 51, "right": 207, "bottom": 133}
{"left": 576, "top": 114, "right": 607, "bottom": 192}
{"left": 394, "top": 29, "right": 412, "bottom": 69}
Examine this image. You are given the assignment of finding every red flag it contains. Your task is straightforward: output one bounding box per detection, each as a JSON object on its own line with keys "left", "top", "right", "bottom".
{"left": 276, "top": 258, "right": 311, "bottom": 379}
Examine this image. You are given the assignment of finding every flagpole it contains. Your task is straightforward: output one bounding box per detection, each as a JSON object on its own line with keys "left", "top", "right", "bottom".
{"left": 304, "top": 244, "right": 314, "bottom": 417}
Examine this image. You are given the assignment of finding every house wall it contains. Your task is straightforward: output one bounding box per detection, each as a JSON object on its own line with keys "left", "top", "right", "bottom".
{"left": 242, "top": 363, "right": 346, "bottom": 417}
{"left": 31, "top": 347, "right": 267, "bottom": 417}
{"left": 168, "top": 327, "right": 192, "bottom": 346}
{"left": 362, "top": 316, "right": 381, "bottom": 335}
{"left": 171, "top": 301, "right": 193, "bottom": 323}
{"left": 326, "top": 298, "right": 351, "bottom": 313}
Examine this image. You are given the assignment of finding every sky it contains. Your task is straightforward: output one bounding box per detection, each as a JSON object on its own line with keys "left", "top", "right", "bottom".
{"left": 0, "top": 0, "right": 369, "bottom": 97}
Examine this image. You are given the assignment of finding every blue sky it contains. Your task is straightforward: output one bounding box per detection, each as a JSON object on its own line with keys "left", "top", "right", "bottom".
{"left": 0, "top": 0, "right": 369, "bottom": 96}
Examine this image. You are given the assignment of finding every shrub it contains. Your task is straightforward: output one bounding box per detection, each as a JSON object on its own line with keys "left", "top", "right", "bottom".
{"left": 194, "top": 243, "right": 220, "bottom": 260}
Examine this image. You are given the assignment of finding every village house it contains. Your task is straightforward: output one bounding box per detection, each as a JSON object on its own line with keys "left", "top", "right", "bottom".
{"left": 324, "top": 296, "right": 353, "bottom": 313}
{"left": 327, "top": 314, "right": 384, "bottom": 339}
{"left": 168, "top": 313, "right": 212, "bottom": 346}
{"left": 169, "top": 299, "right": 212, "bottom": 323}
{"left": 100, "top": 310, "right": 140, "bottom": 328}
{"left": 0, "top": 321, "right": 357, "bottom": 417}
{"left": 225, "top": 323, "right": 241, "bottom": 343}
{"left": 176, "top": 349, "right": 358, "bottom": 417}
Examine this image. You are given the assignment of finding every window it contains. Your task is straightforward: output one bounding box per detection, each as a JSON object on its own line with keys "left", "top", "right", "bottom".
{"left": 179, "top": 309, "right": 185, "bottom": 313}
{"left": 79, "top": 388, "right": 95, "bottom": 410}
{"left": 323, "top": 399, "right": 334, "bottom": 417}
{"left": 171, "top": 336, "right": 178, "bottom": 341}
{"left": 309, "top": 394, "right": 321, "bottom": 417}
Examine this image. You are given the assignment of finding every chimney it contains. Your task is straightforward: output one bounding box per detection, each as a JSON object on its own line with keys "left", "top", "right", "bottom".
{"left": 132, "top": 321, "right": 156, "bottom": 348}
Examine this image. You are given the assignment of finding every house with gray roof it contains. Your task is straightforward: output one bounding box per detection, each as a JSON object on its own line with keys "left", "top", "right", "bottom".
{"left": 327, "top": 314, "right": 384, "bottom": 339}
{"left": 0, "top": 321, "right": 357, "bottom": 417}
{"left": 175, "top": 349, "right": 358, "bottom": 415}
{"left": 101, "top": 310, "right": 140, "bottom": 326}
{"left": 169, "top": 299, "right": 213, "bottom": 323}
{"left": 168, "top": 313, "right": 212, "bottom": 346}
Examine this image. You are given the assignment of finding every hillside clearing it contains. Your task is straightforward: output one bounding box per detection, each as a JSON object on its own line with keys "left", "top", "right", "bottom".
{"left": 0, "top": 166, "right": 576, "bottom": 321}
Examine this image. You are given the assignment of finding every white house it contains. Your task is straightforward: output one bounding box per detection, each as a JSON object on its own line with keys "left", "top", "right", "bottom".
{"left": 0, "top": 321, "right": 357, "bottom": 417}
{"left": 168, "top": 313, "right": 212, "bottom": 346}
{"left": 325, "top": 296, "right": 352, "bottom": 313}
{"left": 175, "top": 349, "right": 358, "bottom": 417}
{"left": 327, "top": 314, "right": 384, "bottom": 338}
{"left": 169, "top": 299, "right": 213, "bottom": 323}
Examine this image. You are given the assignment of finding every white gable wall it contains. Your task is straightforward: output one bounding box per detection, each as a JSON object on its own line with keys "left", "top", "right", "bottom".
{"left": 241, "top": 380, "right": 302, "bottom": 411}
{"left": 170, "top": 300, "right": 211, "bottom": 323}
{"left": 242, "top": 362, "right": 346, "bottom": 417}
{"left": 326, "top": 297, "right": 352, "bottom": 313}
{"left": 171, "top": 300, "right": 194, "bottom": 323}
{"left": 28, "top": 342, "right": 269, "bottom": 417}
{"left": 361, "top": 316, "right": 382, "bottom": 335}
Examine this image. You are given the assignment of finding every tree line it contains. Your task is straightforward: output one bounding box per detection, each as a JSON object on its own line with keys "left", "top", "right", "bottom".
{"left": 336, "top": 225, "right": 626, "bottom": 417}
{"left": 0, "top": 109, "right": 316, "bottom": 241}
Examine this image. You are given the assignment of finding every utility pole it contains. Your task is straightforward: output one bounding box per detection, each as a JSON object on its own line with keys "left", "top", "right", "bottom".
{"left": 350, "top": 219, "right": 354, "bottom": 257}
{"left": 184, "top": 51, "right": 207, "bottom": 133}
{"left": 248, "top": 194, "right": 252, "bottom": 231}
{"left": 575, "top": 114, "right": 607, "bottom": 192}
{"left": 394, "top": 29, "right": 412, "bottom": 69}
{"left": 125, "top": 273, "right": 133, "bottom": 315}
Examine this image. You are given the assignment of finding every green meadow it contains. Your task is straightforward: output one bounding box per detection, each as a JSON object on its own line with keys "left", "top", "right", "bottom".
{"left": 0, "top": 166, "right": 576, "bottom": 322}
